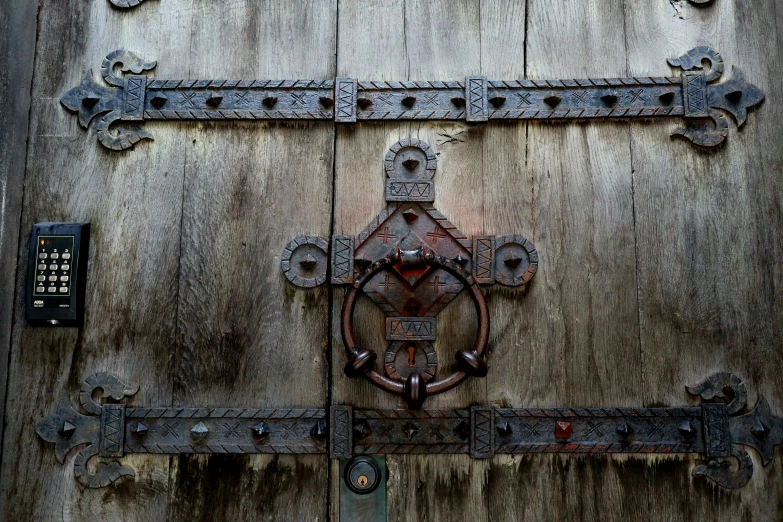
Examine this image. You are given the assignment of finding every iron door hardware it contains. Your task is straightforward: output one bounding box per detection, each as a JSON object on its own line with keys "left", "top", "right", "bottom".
{"left": 108, "top": 0, "right": 716, "bottom": 9}
{"left": 61, "top": 46, "right": 763, "bottom": 151}
{"left": 282, "top": 138, "right": 537, "bottom": 409}
{"left": 36, "top": 372, "right": 783, "bottom": 490}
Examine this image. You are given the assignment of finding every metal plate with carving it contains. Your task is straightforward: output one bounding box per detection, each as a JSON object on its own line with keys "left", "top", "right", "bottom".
{"left": 37, "top": 372, "right": 783, "bottom": 491}
{"left": 61, "top": 46, "right": 763, "bottom": 150}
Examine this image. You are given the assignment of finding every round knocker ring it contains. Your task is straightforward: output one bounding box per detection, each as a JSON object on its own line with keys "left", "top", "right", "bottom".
{"left": 341, "top": 247, "right": 490, "bottom": 409}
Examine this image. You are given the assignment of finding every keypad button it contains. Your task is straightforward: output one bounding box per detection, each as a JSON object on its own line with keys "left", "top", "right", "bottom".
{"left": 59, "top": 287, "right": 68, "bottom": 293}
{"left": 48, "top": 275, "right": 57, "bottom": 282}
{"left": 62, "top": 253, "right": 71, "bottom": 260}
{"left": 37, "top": 275, "right": 46, "bottom": 282}
{"left": 60, "top": 276, "right": 69, "bottom": 282}
{"left": 37, "top": 263, "right": 47, "bottom": 270}
{"left": 47, "top": 287, "right": 56, "bottom": 293}
{"left": 36, "top": 286, "right": 45, "bottom": 293}
{"left": 48, "top": 264, "right": 57, "bottom": 271}
{"left": 61, "top": 264, "right": 70, "bottom": 271}
{"left": 38, "top": 253, "right": 48, "bottom": 259}
{"left": 50, "top": 253, "right": 60, "bottom": 259}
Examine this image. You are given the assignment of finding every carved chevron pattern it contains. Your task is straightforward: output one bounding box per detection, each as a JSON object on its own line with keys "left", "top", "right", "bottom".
{"left": 488, "top": 77, "right": 680, "bottom": 88}
{"left": 146, "top": 79, "right": 334, "bottom": 89}
{"left": 494, "top": 407, "right": 703, "bottom": 418}
{"left": 488, "top": 107, "right": 685, "bottom": 119}
{"left": 125, "top": 407, "right": 324, "bottom": 419}
{"left": 144, "top": 109, "right": 332, "bottom": 120}
{"left": 419, "top": 204, "right": 471, "bottom": 251}
{"left": 125, "top": 443, "right": 324, "bottom": 454}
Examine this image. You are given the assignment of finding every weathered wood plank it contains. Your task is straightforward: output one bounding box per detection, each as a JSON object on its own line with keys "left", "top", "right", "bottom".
{"left": 487, "top": 0, "right": 647, "bottom": 520}
{"left": 333, "top": 1, "right": 489, "bottom": 520}
{"left": 0, "top": 0, "right": 193, "bottom": 519}
{"left": 626, "top": 0, "right": 783, "bottom": 517}
{"left": 0, "top": 0, "right": 37, "bottom": 461}
{"left": 166, "top": 1, "right": 336, "bottom": 520}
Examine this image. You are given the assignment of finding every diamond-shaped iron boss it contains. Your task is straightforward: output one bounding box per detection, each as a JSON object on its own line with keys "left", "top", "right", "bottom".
{"left": 281, "top": 139, "right": 538, "bottom": 408}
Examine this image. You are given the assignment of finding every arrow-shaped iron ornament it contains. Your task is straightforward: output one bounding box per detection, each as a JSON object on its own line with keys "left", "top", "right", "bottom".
{"left": 61, "top": 46, "right": 764, "bottom": 151}
{"left": 36, "top": 372, "right": 782, "bottom": 490}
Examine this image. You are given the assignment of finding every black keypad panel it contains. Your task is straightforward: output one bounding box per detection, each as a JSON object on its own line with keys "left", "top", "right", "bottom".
{"left": 34, "top": 236, "right": 74, "bottom": 297}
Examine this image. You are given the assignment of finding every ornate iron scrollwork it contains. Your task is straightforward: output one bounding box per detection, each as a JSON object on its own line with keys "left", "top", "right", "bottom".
{"left": 37, "top": 372, "right": 783, "bottom": 490}
{"left": 282, "top": 138, "right": 537, "bottom": 408}
{"left": 61, "top": 46, "right": 763, "bottom": 150}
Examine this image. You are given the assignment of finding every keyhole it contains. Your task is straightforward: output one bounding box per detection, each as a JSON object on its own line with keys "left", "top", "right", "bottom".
{"left": 357, "top": 475, "right": 369, "bottom": 487}
{"left": 407, "top": 345, "right": 416, "bottom": 366}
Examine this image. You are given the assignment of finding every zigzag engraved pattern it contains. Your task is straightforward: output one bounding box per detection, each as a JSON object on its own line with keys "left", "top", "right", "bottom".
{"left": 389, "top": 319, "right": 434, "bottom": 337}
{"left": 495, "top": 442, "right": 699, "bottom": 454}
{"left": 336, "top": 78, "right": 355, "bottom": 119}
{"left": 101, "top": 406, "right": 124, "bottom": 453}
{"left": 332, "top": 409, "right": 350, "bottom": 456}
{"left": 474, "top": 238, "right": 494, "bottom": 281}
{"left": 494, "top": 407, "right": 702, "bottom": 418}
{"left": 125, "top": 77, "right": 142, "bottom": 113}
{"left": 144, "top": 110, "right": 332, "bottom": 120}
{"left": 358, "top": 81, "right": 464, "bottom": 90}
{"left": 487, "top": 77, "right": 680, "bottom": 88}
{"left": 473, "top": 409, "right": 492, "bottom": 456}
{"left": 125, "top": 407, "right": 325, "bottom": 419}
{"left": 358, "top": 110, "right": 464, "bottom": 120}
{"left": 332, "top": 236, "right": 353, "bottom": 282}
{"left": 468, "top": 77, "right": 484, "bottom": 117}
{"left": 488, "top": 107, "right": 685, "bottom": 120}
{"left": 146, "top": 79, "right": 334, "bottom": 89}
{"left": 686, "top": 74, "right": 706, "bottom": 112}
{"left": 126, "top": 443, "right": 325, "bottom": 454}
{"left": 388, "top": 181, "right": 433, "bottom": 197}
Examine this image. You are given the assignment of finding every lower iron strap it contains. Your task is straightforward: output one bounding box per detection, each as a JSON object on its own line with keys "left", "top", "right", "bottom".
{"left": 36, "top": 372, "right": 781, "bottom": 490}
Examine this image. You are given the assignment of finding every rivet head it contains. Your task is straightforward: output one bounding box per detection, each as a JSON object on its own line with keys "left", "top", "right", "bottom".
{"left": 190, "top": 421, "right": 209, "bottom": 441}
{"left": 616, "top": 422, "right": 634, "bottom": 439}
{"left": 751, "top": 421, "right": 770, "bottom": 438}
{"left": 451, "top": 97, "right": 466, "bottom": 108}
{"left": 58, "top": 421, "right": 77, "bottom": 439}
{"left": 454, "top": 254, "right": 469, "bottom": 265}
{"left": 311, "top": 419, "right": 327, "bottom": 441}
{"left": 496, "top": 421, "right": 513, "bottom": 437}
{"left": 353, "top": 421, "right": 372, "bottom": 441}
{"left": 658, "top": 91, "right": 675, "bottom": 105}
{"left": 83, "top": 97, "right": 100, "bottom": 109}
{"left": 251, "top": 422, "right": 270, "bottom": 439}
{"left": 150, "top": 94, "right": 168, "bottom": 109}
{"left": 299, "top": 253, "right": 318, "bottom": 270}
{"left": 319, "top": 96, "right": 334, "bottom": 108}
{"left": 401, "top": 158, "right": 420, "bottom": 171}
{"left": 357, "top": 98, "right": 373, "bottom": 110}
{"left": 402, "top": 422, "right": 420, "bottom": 439}
{"left": 544, "top": 95, "right": 562, "bottom": 109}
{"left": 453, "top": 421, "right": 471, "bottom": 441}
{"left": 488, "top": 95, "right": 506, "bottom": 108}
{"left": 354, "top": 254, "right": 373, "bottom": 270}
{"left": 554, "top": 421, "right": 572, "bottom": 440}
{"left": 205, "top": 95, "right": 223, "bottom": 108}
{"left": 262, "top": 96, "right": 278, "bottom": 108}
{"left": 401, "top": 96, "right": 417, "bottom": 108}
{"left": 678, "top": 421, "right": 696, "bottom": 438}
{"left": 600, "top": 94, "right": 618, "bottom": 107}
{"left": 725, "top": 89, "right": 743, "bottom": 103}
{"left": 504, "top": 254, "right": 523, "bottom": 269}
{"left": 133, "top": 422, "right": 149, "bottom": 437}
{"left": 402, "top": 209, "right": 419, "bottom": 223}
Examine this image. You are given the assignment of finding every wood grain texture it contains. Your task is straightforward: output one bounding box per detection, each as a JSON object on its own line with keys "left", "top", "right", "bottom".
{"left": 333, "top": 1, "right": 489, "bottom": 520}
{"left": 626, "top": 0, "right": 783, "bottom": 518}
{"left": 0, "top": 0, "right": 37, "bottom": 463}
{"left": 166, "top": 1, "right": 335, "bottom": 520}
{"left": 487, "top": 0, "right": 647, "bottom": 520}
{"left": 0, "top": 0, "right": 193, "bottom": 519}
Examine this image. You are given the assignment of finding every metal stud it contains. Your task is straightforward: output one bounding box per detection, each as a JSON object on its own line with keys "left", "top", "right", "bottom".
{"left": 310, "top": 419, "right": 327, "bottom": 441}
{"left": 299, "top": 254, "right": 318, "bottom": 270}
{"left": 658, "top": 91, "right": 675, "bottom": 104}
{"left": 403, "top": 297, "right": 422, "bottom": 315}
{"left": 401, "top": 96, "right": 416, "bottom": 108}
{"left": 357, "top": 98, "right": 373, "bottom": 110}
{"left": 319, "top": 96, "right": 334, "bottom": 108}
{"left": 600, "top": 94, "right": 618, "bottom": 107}
{"left": 402, "top": 158, "right": 420, "bottom": 171}
{"left": 453, "top": 421, "right": 470, "bottom": 441}
{"left": 489, "top": 95, "right": 507, "bottom": 108}
{"left": 133, "top": 421, "right": 149, "bottom": 437}
{"left": 402, "top": 209, "right": 419, "bottom": 223}
{"left": 354, "top": 254, "right": 373, "bottom": 270}
{"left": 251, "top": 422, "right": 270, "bottom": 439}
{"left": 751, "top": 421, "right": 770, "bottom": 438}
{"left": 454, "top": 254, "right": 469, "bottom": 265}
{"left": 82, "top": 97, "right": 100, "bottom": 109}
{"left": 262, "top": 96, "right": 278, "bottom": 109}
{"left": 496, "top": 421, "right": 513, "bottom": 437}
{"left": 190, "top": 421, "right": 209, "bottom": 441}
{"left": 59, "top": 421, "right": 77, "bottom": 439}
{"left": 450, "top": 97, "right": 466, "bottom": 108}
{"left": 544, "top": 95, "right": 562, "bottom": 109}
{"left": 554, "top": 420, "right": 572, "bottom": 440}
{"left": 678, "top": 421, "right": 696, "bottom": 438}
{"left": 353, "top": 421, "right": 372, "bottom": 441}
{"left": 205, "top": 95, "right": 223, "bottom": 108}
{"left": 616, "top": 422, "right": 634, "bottom": 439}
{"left": 504, "top": 254, "right": 523, "bottom": 269}
{"left": 150, "top": 94, "right": 168, "bottom": 109}
{"left": 402, "top": 422, "right": 419, "bottom": 439}
{"left": 725, "top": 89, "right": 743, "bottom": 103}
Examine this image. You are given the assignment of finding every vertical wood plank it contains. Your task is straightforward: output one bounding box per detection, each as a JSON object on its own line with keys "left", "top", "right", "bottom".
{"left": 0, "top": 0, "right": 193, "bottom": 520}
{"left": 333, "top": 1, "right": 489, "bottom": 520}
{"left": 626, "top": 0, "right": 783, "bottom": 518}
{"left": 167, "top": 1, "right": 335, "bottom": 520}
{"left": 0, "top": 0, "right": 37, "bottom": 458}
{"left": 487, "top": 0, "right": 647, "bottom": 520}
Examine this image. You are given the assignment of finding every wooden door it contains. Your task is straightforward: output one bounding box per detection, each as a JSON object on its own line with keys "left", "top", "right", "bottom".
{"left": 1, "top": 1, "right": 781, "bottom": 521}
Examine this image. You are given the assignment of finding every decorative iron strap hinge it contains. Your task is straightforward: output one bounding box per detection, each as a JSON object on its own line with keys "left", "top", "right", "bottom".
{"left": 108, "top": 0, "right": 716, "bottom": 10}
{"left": 37, "top": 372, "right": 782, "bottom": 491}
{"left": 61, "top": 46, "right": 763, "bottom": 151}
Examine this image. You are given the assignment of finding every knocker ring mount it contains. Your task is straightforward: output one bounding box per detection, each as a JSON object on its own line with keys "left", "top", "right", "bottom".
{"left": 282, "top": 138, "right": 538, "bottom": 408}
